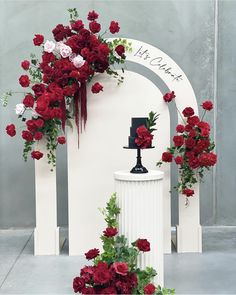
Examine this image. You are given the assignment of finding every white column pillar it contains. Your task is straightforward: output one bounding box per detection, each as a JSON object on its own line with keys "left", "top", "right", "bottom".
{"left": 34, "top": 142, "right": 59, "bottom": 255}
{"left": 176, "top": 183, "right": 202, "bottom": 253}
{"left": 114, "top": 170, "right": 164, "bottom": 287}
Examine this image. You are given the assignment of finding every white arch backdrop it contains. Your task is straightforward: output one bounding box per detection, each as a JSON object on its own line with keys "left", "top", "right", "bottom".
{"left": 34, "top": 39, "right": 202, "bottom": 256}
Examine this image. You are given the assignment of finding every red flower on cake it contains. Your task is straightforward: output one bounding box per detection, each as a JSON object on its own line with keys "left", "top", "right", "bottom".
{"left": 135, "top": 125, "right": 153, "bottom": 149}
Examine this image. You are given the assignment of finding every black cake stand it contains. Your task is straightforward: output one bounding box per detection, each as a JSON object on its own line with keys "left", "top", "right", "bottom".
{"left": 123, "top": 146, "right": 154, "bottom": 174}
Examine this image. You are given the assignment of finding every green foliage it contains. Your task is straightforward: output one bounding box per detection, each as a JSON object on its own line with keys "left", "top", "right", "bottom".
{"left": 68, "top": 8, "right": 79, "bottom": 23}
{"left": 146, "top": 112, "right": 159, "bottom": 133}
{"left": 23, "top": 141, "right": 34, "bottom": 162}
{"left": 1, "top": 91, "right": 12, "bottom": 107}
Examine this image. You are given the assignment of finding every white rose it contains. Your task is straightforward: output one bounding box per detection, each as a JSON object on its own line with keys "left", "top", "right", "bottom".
{"left": 72, "top": 55, "right": 85, "bottom": 68}
{"left": 59, "top": 44, "right": 72, "bottom": 58}
{"left": 44, "top": 40, "right": 56, "bottom": 53}
{"left": 54, "top": 41, "right": 63, "bottom": 53}
{"left": 15, "top": 103, "right": 25, "bottom": 115}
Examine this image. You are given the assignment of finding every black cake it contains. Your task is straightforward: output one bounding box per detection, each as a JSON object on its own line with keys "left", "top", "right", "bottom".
{"left": 128, "top": 117, "right": 148, "bottom": 148}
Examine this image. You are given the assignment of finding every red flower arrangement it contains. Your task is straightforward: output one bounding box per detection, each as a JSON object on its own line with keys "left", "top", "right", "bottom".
{"left": 73, "top": 194, "right": 175, "bottom": 295}
{"left": 3, "top": 8, "right": 132, "bottom": 168}
{"left": 158, "top": 92, "right": 217, "bottom": 198}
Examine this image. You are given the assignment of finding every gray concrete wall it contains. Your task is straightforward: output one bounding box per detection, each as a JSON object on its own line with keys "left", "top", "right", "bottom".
{"left": 0, "top": 0, "right": 233, "bottom": 228}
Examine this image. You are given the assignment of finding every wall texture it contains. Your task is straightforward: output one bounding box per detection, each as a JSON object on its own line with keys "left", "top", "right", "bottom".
{"left": 0, "top": 0, "right": 233, "bottom": 228}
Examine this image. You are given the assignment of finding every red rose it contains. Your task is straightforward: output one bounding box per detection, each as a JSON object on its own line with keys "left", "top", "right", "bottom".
{"left": 19, "top": 75, "right": 30, "bottom": 87}
{"left": 115, "top": 45, "right": 125, "bottom": 57}
{"left": 173, "top": 135, "right": 184, "bottom": 147}
{"left": 185, "top": 151, "right": 195, "bottom": 159}
{"left": 103, "top": 227, "right": 118, "bottom": 237}
{"left": 57, "top": 136, "right": 66, "bottom": 144}
{"left": 87, "top": 10, "right": 99, "bottom": 21}
{"left": 98, "top": 43, "right": 110, "bottom": 57}
{"left": 23, "top": 94, "right": 34, "bottom": 108}
{"left": 109, "top": 21, "right": 120, "bottom": 34}
{"left": 34, "top": 118, "right": 45, "bottom": 128}
{"left": 33, "top": 34, "right": 44, "bottom": 46}
{"left": 32, "top": 84, "right": 46, "bottom": 97}
{"left": 71, "top": 20, "right": 84, "bottom": 32}
{"left": 195, "top": 139, "right": 210, "bottom": 153}
{"left": 135, "top": 125, "right": 153, "bottom": 149}
{"left": 113, "top": 262, "right": 129, "bottom": 276}
{"left": 26, "top": 120, "right": 37, "bottom": 132}
{"left": 185, "top": 124, "right": 192, "bottom": 132}
{"left": 42, "top": 52, "right": 56, "bottom": 63}
{"left": 22, "top": 130, "right": 33, "bottom": 142}
{"left": 185, "top": 137, "right": 196, "bottom": 149}
{"left": 63, "top": 85, "right": 77, "bottom": 97}
{"left": 21, "top": 60, "right": 30, "bottom": 70}
{"left": 93, "top": 266, "right": 111, "bottom": 285}
{"left": 52, "top": 24, "right": 72, "bottom": 41}
{"left": 198, "top": 121, "right": 210, "bottom": 131}
{"left": 189, "top": 158, "right": 200, "bottom": 169}
{"left": 34, "top": 131, "right": 43, "bottom": 141}
{"left": 136, "top": 238, "right": 150, "bottom": 252}
{"left": 182, "top": 107, "right": 194, "bottom": 117}
{"left": 91, "top": 82, "right": 103, "bottom": 93}
{"left": 199, "top": 152, "right": 217, "bottom": 167}
{"left": 200, "top": 129, "right": 210, "bottom": 137}
{"left": 176, "top": 124, "right": 185, "bottom": 133}
{"left": 6, "top": 124, "right": 16, "bottom": 137}
{"left": 175, "top": 156, "right": 184, "bottom": 165}
{"left": 31, "top": 151, "right": 43, "bottom": 160}
{"left": 201, "top": 100, "right": 213, "bottom": 111}
{"left": 162, "top": 152, "right": 173, "bottom": 162}
{"left": 144, "top": 283, "right": 156, "bottom": 295}
{"left": 187, "top": 115, "right": 200, "bottom": 127}
{"left": 50, "top": 108, "right": 62, "bottom": 119}
{"left": 163, "top": 91, "right": 175, "bottom": 103}
{"left": 81, "top": 287, "right": 95, "bottom": 294}
{"left": 183, "top": 188, "right": 194, "bottom": 197}
{"left": 89, "top": 21, "right": 101, "bottom": 33}
{"left": 73, "top": 277, "right": 85, "bottom": 293}
{"left": 189, "top": 129, "right": 197, "bottom": 138}
{"left": 101, "top": 287, "right": 117, "bottom": 294}
{"left": 85, "top": 248, "right": 99, "bottom": 260}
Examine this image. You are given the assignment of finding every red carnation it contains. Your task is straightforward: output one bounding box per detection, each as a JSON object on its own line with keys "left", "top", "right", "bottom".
{"left": 89, "top": 21, "right": 101, "bottom": 33}
{"left": 57, "top": 136, "right": 66, "bottom": 145}
{"left": 23, "top": 94, "right": 34, "bottom": 108}
{"left": 33, "top": 34, "right": 44, "bottom": 46}
{"left": 103, "top": 227, "right": 118, "bottom": 237}
{"left": 87, "top": 10, "right": 99, "bottom": 21}
{"left": 85, "top": 248, "right": 99, "bottom": 260}
{"left": 21, "top": 60, "right": 30, "bottom": 70}
{"left": 136, "top": 238, "right": 150, "bottom": 252}
{"left": 163, "top": 91, "right": 175, "bottom": 103}
{"left": 199, "top": 152, "right": 217, "bottom": 167}
{"left": 187, "top": 115, "right": 200, "bottom": 127}
{"left": 73, "top": 277, "right": 85, "bottom": 293}
{"left": 173, "top": 135, "right": 184, "bottom": 147}
{"left": 182, "top": 107, "right": 194, "bottom": 117}
{"left": 113, "top": 262, "right": 129, "bottom": 276}
{"left": 115, "top": 45, "right": 125, "bottom": 57}
{"left": 22, "top": 130, "right": 33, "bottom": 142}
{"left": 183, "top": 188, "right": 194, "bottom": 197}
{"left": 71, "top": 20, "right": 84, "bottom": 32}
{"left": 175, "top": 156, "right": 184, "bottom": 165}
{"left": 19, "top": 75, "right": 30, "bottom": 87}
{"left": 162, "top": 152, "right": 173, "bottom": 162}
{"left": 176, "top": 124, "right": 185, "bottom": 133}
{"left": 201, "top": 100, "right": 213, "bottom": 111}
{"left": 34, "top": 131, "right": 43, "bottom": 141}
{"left": 6, "top": 124, "right": 16, "bottom": 137}
{"left": 91, "top": 82, "right": 103, "bottom": 93}
{"left": 109, "top": 21, "right": 120, "bottom": 34}
{"left": 31, "top": 151, "right": 43, "bottom": 160}
{"left": 144, "top": 283, "right": 156, "bottom": 295}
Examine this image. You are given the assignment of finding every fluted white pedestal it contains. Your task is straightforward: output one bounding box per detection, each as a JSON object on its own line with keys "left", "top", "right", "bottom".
{"left": 114, "top": 170, "right": 164, "bottom": 286}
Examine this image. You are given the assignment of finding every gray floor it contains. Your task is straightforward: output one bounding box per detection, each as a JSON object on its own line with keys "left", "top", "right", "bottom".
{"left": 0, "top": 227, "right": 235, "bottom": 294}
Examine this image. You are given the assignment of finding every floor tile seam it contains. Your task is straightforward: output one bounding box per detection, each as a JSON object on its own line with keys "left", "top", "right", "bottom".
{"left": 0, "top": 230, "right": 33, "bottom": 290}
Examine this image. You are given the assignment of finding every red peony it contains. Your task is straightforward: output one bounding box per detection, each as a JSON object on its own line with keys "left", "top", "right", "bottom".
{"left": 136, "top": 238, "right": 150, "bottom": 252}
{"left": 23, "top": 94, "right": 34, "bottom": 108}
{"left": 57, "top": 136, "right": 66, "bottom": 144}
{"left": 175, "top": 156, "right": 184, "bottom": 165}
{"left": 87, "top": 10, "right": 99, "bottom": 21}
{"left": 162, "top": 151, "right": 173, "bottom": 162}
{"left": 115, "top": 45, "right": 125, "bottom": 57}
{"left": 73, "top": 277, "right": 85, "bottom": 293}
{"left": 91, "top": 82, "right": 103, "bottom": 93}
{"left": 173, "top": 135, "right": 184, "bottom": 147}
{"left": 22, "top": 130, "right": 33, "bottom": 142}
{"left": 103, "top": 227, "right": 118, "bottom": 237}
{"left": 199, "top": 152, "right": 217, "bottom": 167}
{"left": 182, "top": 188, "right": 194, "bottom": 197}
{"left": 113, "top": 262, "right": 129, "bottom": 276}
{"left": 144, "top": 283, "right": 156, "bottom": 294}
{"left": 33, "top": 34, "right": 44, "bottom": 46}
{"left": 19, "top": 75, "right": 30, "bottom": 87}
{"left": 31, "top": 151, "right": 43, "bottom": 160}
{"left": 176, "top": 124, "right": 185, "bottom": 133}
{"left": 6, "top": 124, "right": 16, "bottom": 137}
{"left": 187, "top": 115, "right": 200, "bottom": 127}
{"left": 21, "top": 60, "right": 30, "bottom": 70}
{"left": 89, "top": 21, "right": 101, "bottom": 33}
{"left": 182, "top": 107, "right": 194, "bottom": 117}
{"left": 109, "top": 21, "right": 120, "bottom": 34}
{"left": 34, "top": 131, "right": 43, "bottom": 140}
{"left": 201, "top": 100, "right": 213, "bottom": 111}
{"left": 163, "top": 91, "right": 175, "bottom": 103}
{"left": 85, "top": 248, "right": 99, "bottom": 260}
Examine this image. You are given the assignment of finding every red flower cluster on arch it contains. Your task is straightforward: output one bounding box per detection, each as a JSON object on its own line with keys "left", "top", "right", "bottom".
{"left": 4, "top": 8, "right": 131, "bottom": 167}
{"left": 158, "top": 91, "right": 217, "bottom": 198}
